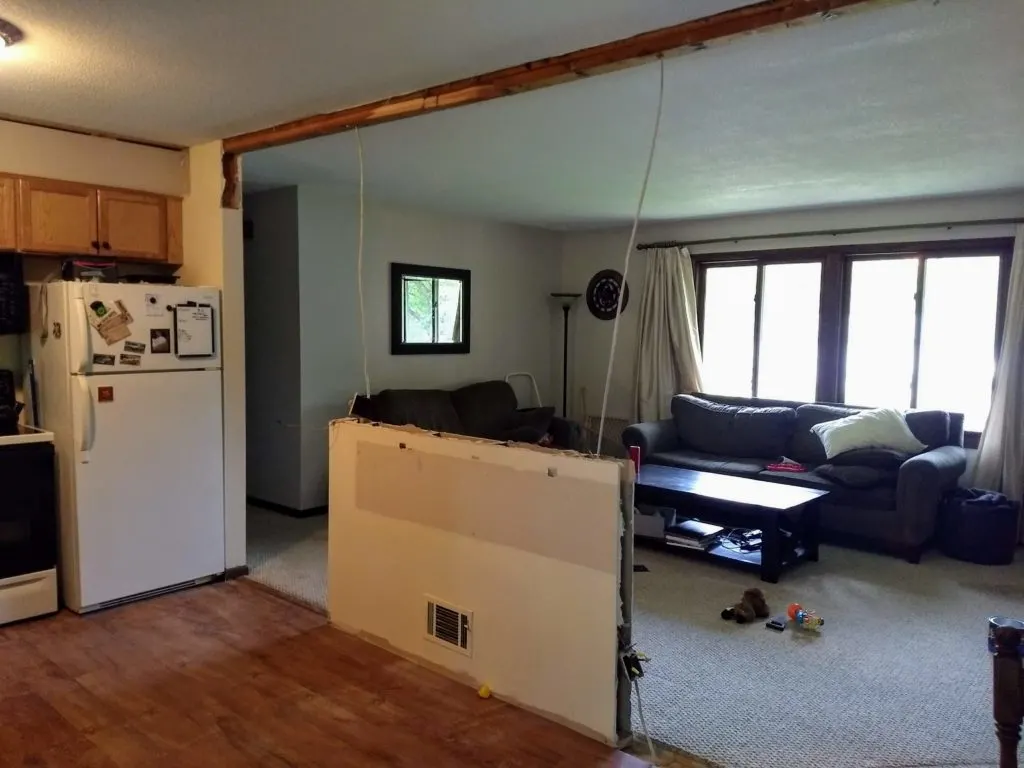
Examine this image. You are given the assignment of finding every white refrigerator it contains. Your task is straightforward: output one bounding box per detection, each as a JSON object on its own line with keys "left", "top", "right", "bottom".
{"left": 30, "top": 281, "right": 225, "bottom": 613}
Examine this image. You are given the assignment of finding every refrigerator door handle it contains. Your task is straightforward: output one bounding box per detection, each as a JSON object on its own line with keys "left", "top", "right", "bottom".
{"left": 75, "top": 377, "right": 94, "bottom": 463}
{"left": 73, "top": 296, "right": 91, "bottom": 374}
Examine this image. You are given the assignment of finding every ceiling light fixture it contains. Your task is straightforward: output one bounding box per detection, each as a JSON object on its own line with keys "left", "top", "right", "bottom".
{"left": 0, "top": 19, "right": 24, "bottom": 48}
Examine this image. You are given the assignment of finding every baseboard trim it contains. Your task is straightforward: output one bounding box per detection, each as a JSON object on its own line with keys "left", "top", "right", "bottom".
{"left": 247, "top": 496, "right": 327, "bottom": 519}
{"left": 224, "top": 565, "right": 250, "bottom": 580}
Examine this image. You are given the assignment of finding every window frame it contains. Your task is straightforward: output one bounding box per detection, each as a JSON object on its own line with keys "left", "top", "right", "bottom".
{"left": 694, "top": 238, "right": 1014, "bottom": 447}
{"left": 696, "top": 254, "right": 824, "bottom": 399}
{"left": 389, "top": 262, "right": 471, "bottom": 356}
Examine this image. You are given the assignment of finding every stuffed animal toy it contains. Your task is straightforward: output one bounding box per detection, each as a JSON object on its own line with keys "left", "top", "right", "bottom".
{"left": 720, "top": 588, "right": 770, "bottom": 624}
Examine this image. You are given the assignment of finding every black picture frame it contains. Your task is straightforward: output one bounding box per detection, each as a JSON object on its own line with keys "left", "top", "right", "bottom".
{"left": 390, "top": 262, "right": 471, "bottom": 355}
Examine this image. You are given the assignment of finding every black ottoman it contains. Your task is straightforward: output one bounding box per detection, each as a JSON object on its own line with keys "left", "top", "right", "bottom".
{"left": 939, "top": 489, "right": 1019, "bottom": 565}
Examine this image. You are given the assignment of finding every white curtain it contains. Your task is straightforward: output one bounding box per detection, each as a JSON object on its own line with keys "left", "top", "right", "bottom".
{"left": 975, "top": 225, "right": 1024, "bottom": 503}
{"left": 634, "top": 246, "right": 704, "bottom": 421}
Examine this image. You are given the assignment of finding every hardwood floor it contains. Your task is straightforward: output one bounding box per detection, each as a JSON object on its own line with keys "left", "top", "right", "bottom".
{"left": 0, "top": 580, "right": 650, "bottom": 767}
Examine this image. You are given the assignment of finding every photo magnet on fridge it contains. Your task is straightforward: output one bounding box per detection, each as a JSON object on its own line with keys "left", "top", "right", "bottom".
{"left": 150, "top": 329, "right": 171, "bottom": 354}
{"left": 123, "top": 340, "right": 146, "bottom": 354}
{"left": 119, "top": 353, "right": 142, "bottom": 367}
{"left": 92, "top": 354, "right": 115, "bottom": 366}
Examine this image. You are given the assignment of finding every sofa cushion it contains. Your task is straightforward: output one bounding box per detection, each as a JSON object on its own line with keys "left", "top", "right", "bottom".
{"left": 375, "top": 389, "right": 463, "bottom": 433}
{"left": 788, "top": 404, "right": 859, "bottom": 465}
{"left": 451, "top": 380, "right": 519, "bottom": 437}
{"left": 670, "top": 395, "right": 796, "bottom": 458}
{"left": 811, "top": 407, "right": 926, "bottom": 459}
{"left": 760, "top": 468, "right": 895, "bottom": 510}
{"left": 816, "top": 464, "right": 899, "bottom": 489}
{"left": 757, "top": 469, "right": 834, "bottom": 491}
{"left": 905, "top": 410, "right": 951, "bottom": 449}
{"left": 647, "top": 449, "right": 766, "bottom": 478}
{"left": 495, "top": 407, "right": 555, "bottom": 443}
{"left": 830, "top": 448, "right": 909, "bottom": 470}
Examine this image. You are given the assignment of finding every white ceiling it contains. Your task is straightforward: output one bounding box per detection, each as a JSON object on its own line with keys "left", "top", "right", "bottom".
{"left": 242, "top": 0, "right": 1024, "bottom": 227}
{"left": 0, "top": 0, "right": 738, "bottom": 146}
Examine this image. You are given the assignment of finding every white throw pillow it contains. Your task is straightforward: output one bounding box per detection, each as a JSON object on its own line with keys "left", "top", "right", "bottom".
{"left": 810, "top": 407, "right": 926, "bottom": 460}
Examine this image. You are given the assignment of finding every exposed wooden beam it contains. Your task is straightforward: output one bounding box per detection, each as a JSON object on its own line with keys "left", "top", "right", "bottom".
{"left": 221, "top": 151, "right": 241, "bottom": 209}
{"left": 222, "top": 0, "right": 902, "bottom": 156}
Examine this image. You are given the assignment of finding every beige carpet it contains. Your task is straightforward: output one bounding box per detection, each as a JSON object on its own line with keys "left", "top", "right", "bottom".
{"left": 246, "top": 505, "right": 327, "bottom": 611}
{"left": 631, "top": 544, "right": 1024, "bottom": 768}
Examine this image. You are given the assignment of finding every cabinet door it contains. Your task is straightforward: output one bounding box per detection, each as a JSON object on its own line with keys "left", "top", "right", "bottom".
{"left": 97, "top": 189, "right": 167, "bottom": 261}
{"left": 0, "top": 176, "right": 15, "bottom": 250}
{"left": 166, "top": 197, "right": 183, "bottom": 266}
{"left": 17, "top": 178, "right": 98, "bottom": 256}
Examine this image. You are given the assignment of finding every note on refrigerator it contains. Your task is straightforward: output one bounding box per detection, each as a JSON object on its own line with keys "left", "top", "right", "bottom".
{"left": 174, "top": 305, "right": 215, "bottom": 357}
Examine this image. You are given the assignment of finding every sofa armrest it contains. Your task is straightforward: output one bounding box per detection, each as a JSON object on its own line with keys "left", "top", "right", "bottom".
{"left": 548, "top": 416, "right": 583, "bottom": 452}
{"left": 896, "top": 445, "right": 967, "bottom": 547}
{"left": 622, "top": 419, "right": 679, "bottom": 462}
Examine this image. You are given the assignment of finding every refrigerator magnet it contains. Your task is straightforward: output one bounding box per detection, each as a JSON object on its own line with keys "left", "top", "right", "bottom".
{"left": 119, "top": 353, "right": 141, "bottom": 367}
{"left": 150, "top": 329, "right": 171, "bottom": 354}
{"left": 145, "top": 294, "right": 164, "bottom": 317}
{"left": 123, "top": 340, "right": 146, "bottom": 354}
{"left": 92, "top": 354, "right": 115, "bottom": 366}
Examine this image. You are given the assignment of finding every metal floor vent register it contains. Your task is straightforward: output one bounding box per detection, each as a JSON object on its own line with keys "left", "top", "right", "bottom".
{"left": 426, "top": 597, "right": 472, "bottom": 655}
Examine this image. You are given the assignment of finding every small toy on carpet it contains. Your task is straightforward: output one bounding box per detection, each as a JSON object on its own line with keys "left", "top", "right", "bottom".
{"left": 720, "top": 588, "right": 770, "bottom": 624}
{"left": 787, "top": 602, "right": 825, "bottom": 631}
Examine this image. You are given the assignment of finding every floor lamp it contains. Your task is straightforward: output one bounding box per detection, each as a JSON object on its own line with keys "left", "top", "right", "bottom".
{"left": 550, "top": 293, "right": 581, "bottom": 418}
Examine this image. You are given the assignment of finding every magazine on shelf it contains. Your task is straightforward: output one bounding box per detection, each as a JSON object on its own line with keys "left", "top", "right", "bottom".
{"left": 666, "top": 518, "right": 724, "bottom": 543}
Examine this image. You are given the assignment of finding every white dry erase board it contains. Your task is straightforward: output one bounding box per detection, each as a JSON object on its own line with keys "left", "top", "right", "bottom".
{"left": 174, "top": 304, "right": 216, "bottom": 358}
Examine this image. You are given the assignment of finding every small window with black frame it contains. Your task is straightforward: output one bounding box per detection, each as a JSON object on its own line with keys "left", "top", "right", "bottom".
{"left": 390, "top": 262, "right": 470, "bottom": 355}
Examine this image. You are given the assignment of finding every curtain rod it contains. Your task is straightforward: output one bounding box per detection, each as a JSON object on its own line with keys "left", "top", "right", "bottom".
{"left": 636, "top": 217, "right": 1024, "bottom": 250}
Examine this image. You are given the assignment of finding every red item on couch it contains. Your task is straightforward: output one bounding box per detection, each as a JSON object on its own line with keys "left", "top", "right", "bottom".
{"left": 765, "top": 461, "right": 807, "bottom": 473}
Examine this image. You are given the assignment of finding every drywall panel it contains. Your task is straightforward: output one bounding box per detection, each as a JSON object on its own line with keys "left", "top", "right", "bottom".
{"left": 560, "top": 192, "right": 1024, "bottom": 421}
{"left": 329, "top": 420, "right": 624, "bottom": 743}
{"left": 356, "top": 440, "right": 617, "bottom": 573}
{"left": 181, "top": 142, "right": 245, "bottom": 570}
{"left": 0, "top": 120, "right": 188, "bottom": 196}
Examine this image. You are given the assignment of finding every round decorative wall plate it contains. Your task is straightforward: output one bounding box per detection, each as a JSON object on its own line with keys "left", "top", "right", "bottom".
{"left": 586, "top": 269, "right": 629, "bottom": 320}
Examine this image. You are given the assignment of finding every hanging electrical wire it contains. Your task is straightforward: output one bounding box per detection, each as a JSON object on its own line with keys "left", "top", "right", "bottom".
{"left": 596, "top": 58, "right": 666, "bottom": 455}
{"left": 355, "top": 126, "right": 370, "bottom": 398}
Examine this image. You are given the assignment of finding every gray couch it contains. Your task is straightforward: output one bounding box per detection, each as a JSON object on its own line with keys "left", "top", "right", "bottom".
{"left": 623, "top": 393, "right": 968, "bottom": 562}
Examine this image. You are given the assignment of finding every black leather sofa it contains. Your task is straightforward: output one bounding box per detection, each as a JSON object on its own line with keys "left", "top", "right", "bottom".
{"left": 352, "top": 379, "right": 583, "bottom": 450}
{"left": 624, "top": 393, "right": 967, "bottom": 562}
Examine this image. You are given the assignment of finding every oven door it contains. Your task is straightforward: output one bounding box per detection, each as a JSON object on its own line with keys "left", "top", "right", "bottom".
{"left": 0, "top": 443, "right": 57, "bottom": 580}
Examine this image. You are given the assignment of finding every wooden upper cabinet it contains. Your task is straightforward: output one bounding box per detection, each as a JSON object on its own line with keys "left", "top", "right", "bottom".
{"left": 17, "top": 178, "right": 98, "bottom": 256}
{"left": 166, "top": 197, "right": 183, "bottom": 266}
{"left": 0, "top": 176, "right": 15, "bottom": 251}
{"left": 98, "top": 189, "right": 167, "bottom": 261}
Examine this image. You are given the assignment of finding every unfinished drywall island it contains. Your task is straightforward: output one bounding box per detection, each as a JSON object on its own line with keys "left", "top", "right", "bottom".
{"left": 327, "top": 420, "right": 629, "bottom": 743}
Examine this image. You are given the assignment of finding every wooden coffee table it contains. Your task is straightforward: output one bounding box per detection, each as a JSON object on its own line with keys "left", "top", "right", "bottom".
{"left": 634, "top": 464, "right": 828, "bottom": 583}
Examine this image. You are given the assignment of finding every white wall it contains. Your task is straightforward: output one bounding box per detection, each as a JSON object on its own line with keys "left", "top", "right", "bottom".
{"left": 0, "top": 119, "right": 188, "bottom": 196}
{"left": 181, "top": 142, "right": 246, "bottom": 571}
{"left": 293, "top": 184, "right": 561, "bottom": 509}
{"left": 328, "top": 420, "right": 625, "bottom": 743}
{"left": 243, "top": 188, "right": 302, "bottom": 509}
{"left": 560, "top": 192, "right": 1024, "bottom": 422}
